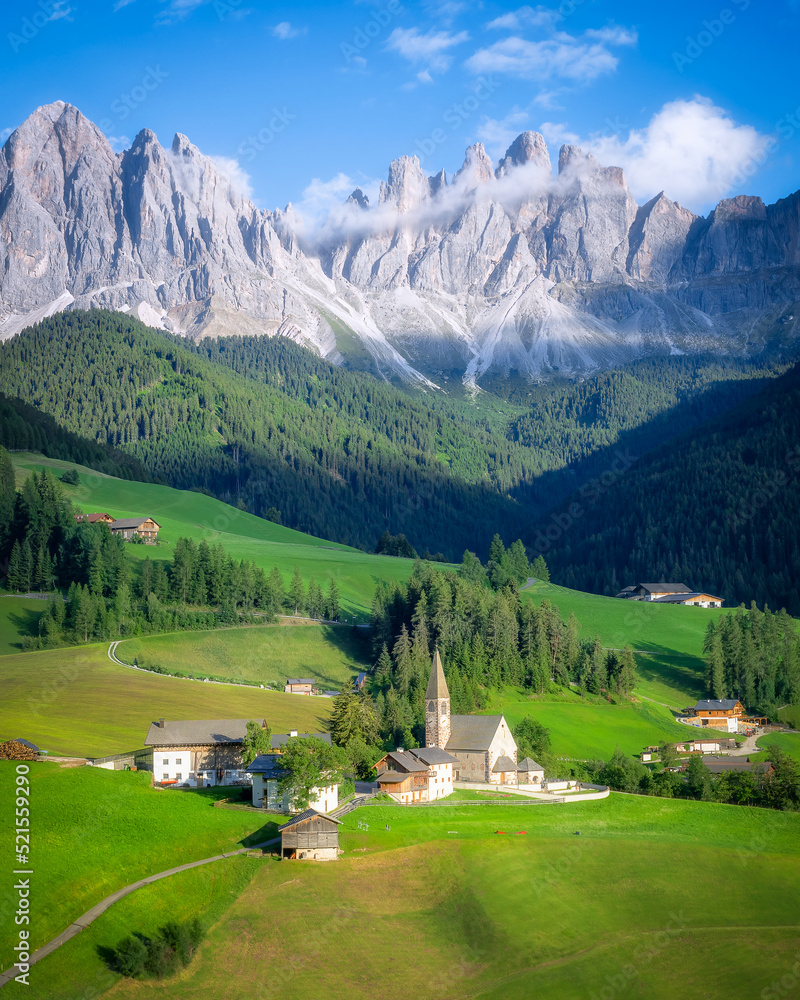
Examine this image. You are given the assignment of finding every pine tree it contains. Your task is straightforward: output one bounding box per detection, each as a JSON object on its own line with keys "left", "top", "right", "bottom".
{"left": 288, "top": 566, "right": 305, "bottom": 616}
{"left": 326, "top": 578, "right": 340, "bottom": 621}
{"left": 7, "top": 540, "right": 24, "bottom": 592}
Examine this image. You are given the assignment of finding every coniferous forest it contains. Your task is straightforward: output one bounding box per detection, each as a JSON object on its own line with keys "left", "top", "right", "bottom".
{"left": 1, "top": 309, "right": 799, "bottom": 610}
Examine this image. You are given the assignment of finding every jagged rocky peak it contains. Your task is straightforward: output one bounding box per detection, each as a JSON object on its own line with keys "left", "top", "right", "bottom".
{"left": 429, "top": 167, "right": 447, "bottom": 196}
{"left": 496, "top": 131, "right": 551, "bottom": 177}
{"left": 347, "top": 187, "right": 369, "bottom": 209}
{"left": 379, "top": 154, "right": 433, "bottom": 213}
{"left": 713, "top": 194, "right": 767, "bottom": 223}
{"left": 454, "top": 143, "right": 494, "bottom": 189}
{"left": 557, "top": 144, "right": 598, "bottom": 174}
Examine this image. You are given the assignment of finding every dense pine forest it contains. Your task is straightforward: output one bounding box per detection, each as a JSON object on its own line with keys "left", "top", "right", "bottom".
{"left": 1, "top": 311, "right": 794, "bottom": 570}
{"left": 538, "top": 362, "right": 800, "bottom": 614}
{"left": 0, "top": 448, "right": 339, "bottom": 649}
{"left": 2, "top": 310, "right": 800, "bottom": 610}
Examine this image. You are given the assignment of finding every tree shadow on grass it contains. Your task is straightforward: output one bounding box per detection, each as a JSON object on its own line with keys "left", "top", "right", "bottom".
{"left": 5, "top": 607, "right": 46, "bottom": 649}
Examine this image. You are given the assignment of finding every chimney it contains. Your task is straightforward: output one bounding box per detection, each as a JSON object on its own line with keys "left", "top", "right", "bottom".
{"left": 158, "top": 718, "right": 165, "bottom": 728}
{"left": 397, "top": 747, "right": 404, "bottom": 753}
{"left": 290, "top": 730, "right": 298, "bottom": 738}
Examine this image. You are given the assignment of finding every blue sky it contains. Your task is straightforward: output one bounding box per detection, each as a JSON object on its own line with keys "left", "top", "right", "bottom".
{"left": 0, "top": 0, "right": 796, "bottom": 218}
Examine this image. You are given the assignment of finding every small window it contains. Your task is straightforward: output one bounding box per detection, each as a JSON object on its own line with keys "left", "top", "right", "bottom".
{"left": 162, "top": 758, "right": 169, "bottom": 765}
{"left": 175, "top": 758, "right": 182, "bottom": 765}
{"left": 162, "top": 773, "right": 169, "bottom": 780}
{"left": 175, "top": 773, "right": 182, "bottom": 781}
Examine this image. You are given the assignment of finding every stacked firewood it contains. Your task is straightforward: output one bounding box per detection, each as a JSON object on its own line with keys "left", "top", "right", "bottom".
{"left": 0, "top": 739, "right": 38, "bottom": 761}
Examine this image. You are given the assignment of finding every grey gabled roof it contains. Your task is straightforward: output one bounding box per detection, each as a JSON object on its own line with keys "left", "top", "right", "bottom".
{"left": 492, "top": 755, "right": 517, "bottom": 773}
{"left": 110, "top": 517, "right": 159, "bottom": 530}
{"left": 286, "top": 678, "right": 314, "bottom": 685}
{"left": 517, "top": 757, "right": 543, "bottom": 771}
{"left": 376, "top": 771, "right": 410, "bottom": 784}
{"left": 384, "top": 751, "right": 428, "bottom": 772}
{"left": 145, "top": 719, "right": 258, "bottom": 746}
{"left": 639, "top": 582, "right": 692, "bottom": 594}
{"left": 248, "top": 754, "right": 286, "bottom": 775}
{"left": 279, "top": 808, "right": 342, "bottom": 831}
{"left": 272, "top": 732, "right": 331, "bottom": 748}
{"left": 409, "top": 746, "right": 459, "bottom": 765}
{"left": 426, "top": 650, "right": 449, "bottom": 701}
{"left": 693, "top": 700, "right": 740, "bottom": 711}
{"left": 446, "top": 715, "right": 508, "bottom": 752}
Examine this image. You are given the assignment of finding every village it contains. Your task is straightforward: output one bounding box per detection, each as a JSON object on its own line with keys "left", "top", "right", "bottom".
{"left": 1, "top": 652, "right": 782, "bottom": 863}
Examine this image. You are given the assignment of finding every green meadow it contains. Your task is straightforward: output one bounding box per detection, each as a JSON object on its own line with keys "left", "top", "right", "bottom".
{"left": 0, "top": 764, "right": 276, "bottom": 961}
{"left": 483, "top": 687, "right": 694, "bottom": 760}
{"left": 119, "top": 622, "right": 371, "bottom": 690}
{"left": 9, "top": 794, "right": 798, "bottom": 1000}
{"left": 10, "top": 453, "right": 423, "bottom": 620}
{"left": 0, "top": 595, "right": 47, "bottom": 654}
{"left": 0, "top": 643, "right": 331, "bottom": 757}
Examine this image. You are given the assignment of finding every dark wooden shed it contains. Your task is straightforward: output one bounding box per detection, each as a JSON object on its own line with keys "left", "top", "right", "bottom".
{"left": 279, "top": 809, "right": 342, "bottom": 861}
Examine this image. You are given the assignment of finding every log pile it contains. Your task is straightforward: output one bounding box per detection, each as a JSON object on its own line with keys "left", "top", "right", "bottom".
{"left": 0, "top": 739, "right": 38, "bottom": 761}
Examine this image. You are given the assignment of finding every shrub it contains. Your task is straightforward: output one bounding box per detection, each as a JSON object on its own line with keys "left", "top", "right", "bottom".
{"left": 110, "top": 919, "right": 206, "bottom": 979}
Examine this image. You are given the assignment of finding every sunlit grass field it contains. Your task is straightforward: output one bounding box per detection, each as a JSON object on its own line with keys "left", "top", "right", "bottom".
{"left": 10, "top": 794, "right": 798, "bottom": 1000}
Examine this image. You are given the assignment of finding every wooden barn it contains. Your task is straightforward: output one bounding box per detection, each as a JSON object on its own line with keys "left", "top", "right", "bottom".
{"left": 110, "top": 516, "right": 160, "bottom": 544}
{"left": 279, "top": 809, "right": 342, "bottom": 861}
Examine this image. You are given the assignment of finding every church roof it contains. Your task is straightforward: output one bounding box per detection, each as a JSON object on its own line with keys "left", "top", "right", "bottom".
{"left": 446, "top": 715, "right": 509, "bottom": 752}
{"left": 426, "top": 649, "right": 449, "bottom": 700}
{"left": 492, "top": 755, "right": 517, "bottom": 773}
{"left": 410, "top": 747, "right": 459, "bottom": 765}
{"left": 517, "top": 757, "right": 543, "bottom": 771}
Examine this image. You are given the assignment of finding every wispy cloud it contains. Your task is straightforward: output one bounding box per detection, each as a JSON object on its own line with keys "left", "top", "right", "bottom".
{"left": 45, "top": 1, "right": 74, "bottom": 21}
{"left": 0, "top": 127, "right": 13, "bottom": 143}
{"left": 487, "top": 6, "right": 559, "bottom": 31}
{"left": 386, "top": 26, "right": 470, "bottom": 75}
{"left": 113, "top": 0, "right": 137, "bottom": 10}
{"left": 271, "top": 21, "right": 306, "bottom": 39}
{"left": 466, "top": 26, "right": 637, "bottom": 83}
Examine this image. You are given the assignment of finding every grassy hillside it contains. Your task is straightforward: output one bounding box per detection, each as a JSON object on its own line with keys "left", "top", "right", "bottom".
{"left": 0, "top": 764, "right": 274, "bottom": 960}
{"left": 119, "top": 622, "right": 371, "bottom": 690}
{"left": 13, "top": 795, "right": 799, "bottom": 1000}
{"left": 0, "top": 643, "right": 331, "bottom": 757}
{"left": 483, "top": 688, "right": 694, "bottom": 759}
{"left": 0, "top": 595, "right": 47, "bottom": 654}
{"left": 10, "top": 452, "right": 424, "bottom": 620}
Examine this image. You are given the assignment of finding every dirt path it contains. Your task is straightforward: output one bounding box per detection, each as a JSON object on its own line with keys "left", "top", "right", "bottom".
{"left": 0, "top": 837, "right": 280, "bottom": 988}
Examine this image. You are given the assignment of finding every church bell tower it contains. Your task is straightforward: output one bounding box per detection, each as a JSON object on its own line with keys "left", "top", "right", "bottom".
{"left": 425, "top": 649, "right": 450, "bottom": 749}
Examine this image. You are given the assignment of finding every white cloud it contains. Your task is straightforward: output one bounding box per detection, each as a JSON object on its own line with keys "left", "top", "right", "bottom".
{"left": 271, "top": 21, "right": 305, "bottom": 39}
{"left": 0, "top": 127, "right": 13, "bottom": 143}
{"left": 211, "top": 156, "right": 253, "bottom": 200}
{"left": 113, "top": 0, "right": 136, "bottom": 10}
{"left": 108, "top": 135, "right": 131, "bottom": 152}
{"left": 466, "top": 28, "right": 636, "bottom": 83}
{"left": 46, "top": 2, "right": 74, "bottom": 20}
{"left": 487, "top": 6, "right": 558, "bottom": 31}
{"left": 585, "top": 97, "right": 772, "bottom": 210}
{"left": 386, "top": 27, "right": 470, "bottom": 74}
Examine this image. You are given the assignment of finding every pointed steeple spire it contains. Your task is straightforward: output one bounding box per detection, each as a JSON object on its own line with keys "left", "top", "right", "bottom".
{"left": 426, "top": 649, "right": 449, "bottom": 700}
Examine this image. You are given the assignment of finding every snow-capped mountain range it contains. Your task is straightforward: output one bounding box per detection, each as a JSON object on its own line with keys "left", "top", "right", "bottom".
{"left": 2, "top": 101, "right": 799, "bottom": 385}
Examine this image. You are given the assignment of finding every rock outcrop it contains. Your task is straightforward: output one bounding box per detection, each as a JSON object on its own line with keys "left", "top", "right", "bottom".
{"left": 1, "top": 101, "right": 799, "bottom": 383}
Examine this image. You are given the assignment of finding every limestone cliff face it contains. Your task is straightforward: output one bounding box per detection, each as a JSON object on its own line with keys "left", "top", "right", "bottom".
{"left": 1, "top": 101, "right": 799, "bottom": 383}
